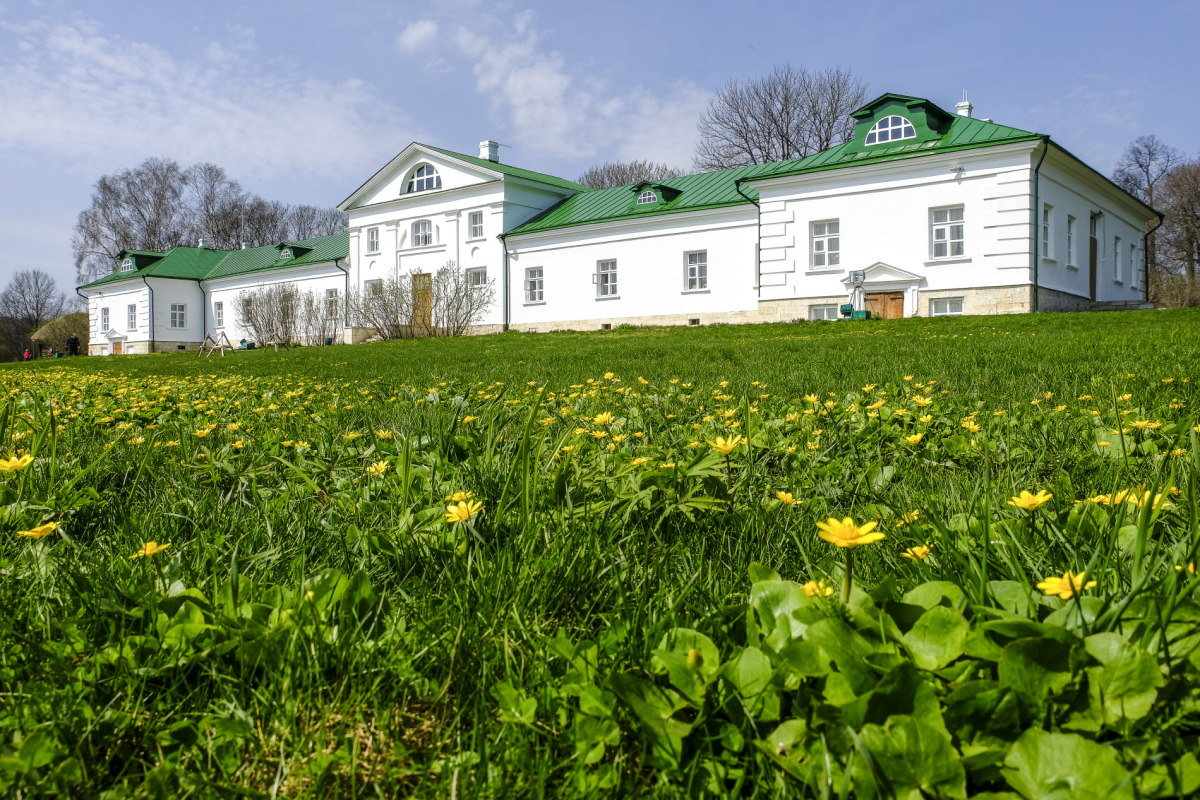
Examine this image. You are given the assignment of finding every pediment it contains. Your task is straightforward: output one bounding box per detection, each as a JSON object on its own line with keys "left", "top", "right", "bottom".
{"left": 843, "top": 262, "right": 923, "bottom": 284}
{"left": 339, "top": 144, "right": 502, "bottom": 210}
{"left": 103, "top": 328, "right": 127, "bottom": 340}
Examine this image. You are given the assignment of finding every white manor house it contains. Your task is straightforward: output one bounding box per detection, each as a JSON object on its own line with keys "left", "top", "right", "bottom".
{"left": 79, "top": 93, "right": 1158, "bottom": 354}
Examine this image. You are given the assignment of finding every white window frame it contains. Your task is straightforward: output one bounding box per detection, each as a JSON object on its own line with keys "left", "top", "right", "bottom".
{"left": 524, "top": 267, "right": 544, "bottom": 304}
{"left": 466, "top": 267, "right": 487, "bottom": 289}
{"left": 1113, "top": 236, "right": 1122, "bottom": 282}
{"left": 127, "top": 303, "right": 137, "bottom": 331}
{"left": 120, "top": 257, "right": 134, "bottom": 272}
{"left": 363, "top": 279, "right": 383, "bottom": 296}
{"left": 325, "top": 288, "right": 340, "bottom": 318}
{"left": 100, "top": 307, "right": 109, "bottom": 331}
{"left": 1041, "top": 204, "right": 1053, "bottom": 259}
{"left": 1066, "top": 215, "right": 1076, "bottom": 267}
{"left": 930, "top": 297, "right": 964, "bottom": 316}
{"left": 809, "top": 304, "right": 840, "bottom": 321}
{"left": 637, "top": 190, "right": 657, "bottom": 205}
{"left": 278, "top": 248, "right": 292, "bottom": 261}
{"left": 366, "top": 227, "right": 380, "bottom": 253}
{"left": 930, "top": 205, "right": 965, "bottom": 259}
{"left": 468, "top": 211, "right": 484, "bottom": 239}
{"left": 596, "top": 259, "right": 618, "bottom": 298}
{"left": 865, "top": 115, "right": 916, "bottom": 145}
{"left": 1129, "top": 243, "right": 1139, "bottom": 289}
{"left": 411, "top": 220, "right": 432, "bottom": 248}
{"left": 407, "top": 164, "right": 442, "bottom": 193}
{"left": 810, "top": 219, "right": 840, "bottom": 269}
{"left": 684, "top": 251, "right": 708, "bottom": 291}
{"left": 169, "top": 303, "right": 186, "bottom": 329}
{"left": 214, "top": 301, "right": 224, "bottom": 328}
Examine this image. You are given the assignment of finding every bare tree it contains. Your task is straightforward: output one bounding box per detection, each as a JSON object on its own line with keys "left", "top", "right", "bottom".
{"left": 347, "top": 262, "right": 494, "bottom": 339}
{"left": 1155, "top": 160, "right": 1200, "bottom": 306}
{"left": 430, "top": 263, "right": 496, "bottom": 336}
{"left": 236, "top": 285, "right": 301, "bottom": 344}
{"left": 287, "top": 205, "right": 349, "bottom": 240}
{"left": 0, "top": 270, "right": 68, "bottom": 358}
{"left": 1113, "top": 135, "right": 1184, "bottom": 280}
{"left": 576, "top": 160, "right": 685, "bottom": 190}
{"left": 694, "top": 65, "right": 867, "bottom": 171}
{"left": 347, "top": 276, "right": 414, "bottom": 340}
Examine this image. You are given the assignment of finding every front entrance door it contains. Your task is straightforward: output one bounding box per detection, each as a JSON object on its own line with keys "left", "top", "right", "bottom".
{"left": 112, "top": 341, "right": 123, "bottom": 355}
{"left": 412, "top": 273, "right": 432, "bottom": 331}
{"left": 865, "top": 291, "right": 905, "bottom": 319}
{"left": 1089, "top": 213, "right": 1100, "bottom": 299}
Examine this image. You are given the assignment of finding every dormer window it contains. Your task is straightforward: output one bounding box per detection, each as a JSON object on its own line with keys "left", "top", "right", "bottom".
{"left": 278, "top": 248, "right": 293, "bottom": 261}
{"left": 120, "top": 258, "right": 134, "bottom": 271}
{"left": 865, "top": 115, "right": 916, "bottom": 145}
{"left": 406, "top": 164, "right": 442, "bottom": 193}
{"left": 637, "top": 190, "right": 658, "bottom": 205}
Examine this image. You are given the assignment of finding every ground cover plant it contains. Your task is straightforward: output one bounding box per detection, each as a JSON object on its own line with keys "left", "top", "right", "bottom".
{"left": 2, "top": 308, "right": 1199, "bottom": 798}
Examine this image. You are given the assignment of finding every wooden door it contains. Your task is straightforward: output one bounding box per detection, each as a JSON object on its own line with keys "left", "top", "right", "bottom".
{"left": 412, "top": 273, "right": 432, "bottom": 331}
{"left": 1089, "top": 214, "right": 1099, "bottom": 299}
{"left": 112, "top": 341, "right": 123, "bottom": 355}
{"left": 865, "top": 291, "right": 904, "bottom": 319}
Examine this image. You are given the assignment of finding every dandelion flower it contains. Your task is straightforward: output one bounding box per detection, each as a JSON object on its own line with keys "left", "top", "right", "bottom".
{"left": 816, "top": 517, "right": 885, "bottom": 548}
{"left": 18, "top": 521, "right": 59, "bottom": 539}
{"left": 365, "top": 461, "right": 389, "bottom": 476}
{"left": 904, "top": 433, "right": 924, "bottom": 445}
{"left": 775, "top": 491, "right": 798, "bottom": 506}
{"left": 1036, "top": 570, "right": 1096, "bottom": 600}
{"left": 130, "top": 541, "right": 171, "bottom": 559}
{"left": 708, "top": 435, "right": 746, "bottom": 455}
{"left": 0, "top": 454, "right": 34, "bottom": 472}
{"left": 1008, "top": 490, "right": 1053, "bottom": 511}
{"left": 902, "top": 543, "right": 932, "bottom": 560}
{"left": 445, "top": 499, "right": 483, "bottom": 524}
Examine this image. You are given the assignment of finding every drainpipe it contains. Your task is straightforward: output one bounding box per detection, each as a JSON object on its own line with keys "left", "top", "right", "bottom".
{"left": 497, "top": 232, "right": 511, "bottom": 331}
{"left": 141, "top": 275, "right": 156, "bottom": 353}
{"left": 1142, "top": 211, "right": 1164, "bottom": 304}
{"left": 332, "top": 256, "right": 349, "bottom": 335}
{"left": 1030, "top": 137, "right": 1050, "bottom": 312}
{"left": 191, "top": 278, "right": 206, "bottom": 343}
{"left": 734, "top": 178, "right": 761, "bottom": 298}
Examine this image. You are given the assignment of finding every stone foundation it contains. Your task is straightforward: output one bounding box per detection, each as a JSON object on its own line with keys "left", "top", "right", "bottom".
{"left": 1037, "top": 287, "right": 1092, "bottom": 312}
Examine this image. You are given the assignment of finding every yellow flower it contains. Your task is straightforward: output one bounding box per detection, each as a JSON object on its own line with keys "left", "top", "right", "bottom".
{"left": 128, "top": 436, "right": 146, "bottom": 445}
{"left": 775, "top": 491, "right": 798, "bottom": 506}
{"left": 708, "top": 435, "right": 746, "bottom": 455}
{"left": 902, "top": 543, "right": 932, "bottom": 560}
{"left": 18, "top": 521, "right": 59, "bottom": 539}
{"left": 593, "top": 412, "right": 615, "bottom": 426}
{"left": 1175, "top": 563, "right": 1196, "bottom": 575}
{"left": 816, "top": 517, "right": 885, "bottom": 548}
{"left": 445, "top": 499, "right": 483, "bottom": 524}
{"left": 130, "top": 540, "right": 171, "bottom": 559}
{"left": 1036, "top": 570, "right": 1097, "bottom": 600}
{"left": 897, "top": 510, "right": 920, "bottom": 525}
{"left": 631, "top": 457, "right": 648, "bottom": 466}
{"left": 460, "top": 416, "right": 479, "bottom": 424}
{"left": 294, "top": 441, "right": 310, "bottom": 449}
{"left": 659, "top": 462, "right": 676, "bottom": 469}
{"left": 961, "top": 419, "right": 981, "bottom": 433}
{"left": 0, "top": 454, "right": 34, "bottom": 472}
{"left": 446, "top": 490, "right": 475, "bottom": 502}
{"left": 802, "top": 580, "right": 835, "bottom": 598}
{"left": 192, "top": 428, "right": 212, "bottom": 437}
{"left": 904, "top": 433, "right": 924, "bottom": 445}
{"left": 375, "top": 429, "right": 394, "bottom": 439}
{"left": 1008, "top": 490, "right": 1053, "bottom": 511}
{"left": 343, "top": 431, "right": 364, "bottom": 440}
{"left": 365, "top": 461, "right": 389, "bottom": 476}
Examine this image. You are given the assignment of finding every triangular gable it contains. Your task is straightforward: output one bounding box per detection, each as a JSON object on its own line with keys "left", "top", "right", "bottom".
{"left": 843, "top": 262, "right": 923, "bottom": 284}
{"left": 338, "top": 143, "right": 506, "bottom": 211}
{"left": 103, "top": 328, "right": 128, "bottom": 340}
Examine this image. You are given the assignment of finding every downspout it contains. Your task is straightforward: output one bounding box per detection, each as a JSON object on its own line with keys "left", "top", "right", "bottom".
{"left": 192, "top": 278, "right": 206, "bottom": 343}
{"left": 1142, "top": 211, "right": 1164, "bottom": 304}
{"left": 332, "top": 256, "right": 349, "bottom": 341}
{"left": 141, "top": 275, "right": 156, "bottom": 353}
{"left": 1030, "top": 136, "right": 1050, "bottom": 312}
{"left": 734, "top": 178, "right": 761, "bottom": 298}
{"left": 497, "top": 232, "right": 511, "bottom": 331}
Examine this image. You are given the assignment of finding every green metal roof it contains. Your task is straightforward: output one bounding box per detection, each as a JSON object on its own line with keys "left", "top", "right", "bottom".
{"left": 79, "top": 232, "right": 349, "bottom": 290}
{"left": 506, "top": 110, "right": 1043, "bottom": 237}
{"left": 421, "top": 145, "right": 592, "bottom": 193}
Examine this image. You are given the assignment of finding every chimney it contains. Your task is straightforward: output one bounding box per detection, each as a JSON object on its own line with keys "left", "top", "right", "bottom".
{"left": 240, "top": 241, "right": 248, "bottom": 250}
{"left": 955, "top": 89, "right": 973, "bottom": 118}
{"left": 197, "top": 236, "right": 209, "bottom": 248}
{"left": 479, "top": 139, "right": 500, "bottom": 162}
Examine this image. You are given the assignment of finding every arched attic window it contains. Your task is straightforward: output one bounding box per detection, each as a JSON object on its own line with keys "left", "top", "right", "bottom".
{"left": 865, "top": 115, "right": 916, "bottom": 145}
{"left": 406, "top": 164, "right": 442, "bottom": 193}
{"left": 637, "top": 190, "right": 658, "bottom": 205}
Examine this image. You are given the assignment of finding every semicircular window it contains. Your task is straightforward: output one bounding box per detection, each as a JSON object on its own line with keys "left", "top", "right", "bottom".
{"left": 406, "top": 164, "right": 442, "bottom": 193}
{"left": 865, "top": 115, "right": 917, "bottom": 145}
{"left": 637, "top": 190, "right": 658, "bottom": 205}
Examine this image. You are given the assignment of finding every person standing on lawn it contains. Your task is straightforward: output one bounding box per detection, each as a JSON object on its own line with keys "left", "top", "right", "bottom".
{"left": 66, "top": 333, "right": 80, "bottom": 356}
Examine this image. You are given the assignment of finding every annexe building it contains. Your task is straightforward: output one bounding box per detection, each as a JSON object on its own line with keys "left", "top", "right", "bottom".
{"left": 80, "top": 93, "right": 1157, "bottom": 352}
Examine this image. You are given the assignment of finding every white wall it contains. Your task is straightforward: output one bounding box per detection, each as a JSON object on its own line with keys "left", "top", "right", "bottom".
{"left": 204, "top": 265, "right": 347, "bottom": 343}
{"left": 147, "top": 278, "right": 205, "bottom": 347}
{"left": 506, "top": 207, "right": 759, "bottom": 327}
{"left": 85, "top": 282, "right": 148, "bottom": 353}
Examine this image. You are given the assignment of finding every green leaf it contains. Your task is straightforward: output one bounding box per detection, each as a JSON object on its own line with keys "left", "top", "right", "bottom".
{"left": 988, "top": 581, "right": 1034, "bottom": 617}
{"left": 609, "top": 673, "right": 691, "bottom": 767}
{"left": 652, "top": 627, "right": 720, "bottom": 705}
{"left": 998, "top": 637, "right": 1073, "bottom": 702}
{"left": 857, "top": 715, "right": 967, "bottom": 799}
{"left": 721, "top": 645, "right": 780, "bottom": 721}
{"left": 748, "top": 562, "right": 780, "bottom": 582}
{"left": 749, "top": 579, "right": 813, "bottom": 651}
{"left": 1084, "top": 633, "right": 1162, "bottom": 722}
{"left": 490, "top": 681, "right": 537, "bottom": 726}
{"left": 1002, "top": 729, "right": 1133, "bottom": 799}
{"left": 903, "top": 581, "right": 966, "bottom": 610}
{"left": 754, "top": 719, "right": 808, "bottom": 780}
{"left": 903, "top": 606, "right": 969, "bottom": 670}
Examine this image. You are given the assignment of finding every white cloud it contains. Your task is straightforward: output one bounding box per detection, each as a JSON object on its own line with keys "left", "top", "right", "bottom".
{"left": 395, "top": 19, "right": 439, "bottom": 53}
{"left": 450, "top": 11, "right": 708, "bottom": 168}
{"left": 0, "top": 16, "right": 425, "bottom": 181}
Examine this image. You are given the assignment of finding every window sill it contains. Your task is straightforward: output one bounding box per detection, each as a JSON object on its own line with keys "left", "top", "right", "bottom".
{"left": 1041, "top": 257, "right": 1057, "bottom": 265}
{"left": 805, "top": 268, "right": 843, "bottom": 276}
{"left": 1112, "top": 279, "right": 1124, "bottom": 286}
{"left": 681, "top": 289, "right": 711, "bottom": 295}
{"left": 923, "top": 257, "right": 972, "bottom": 266}
{"left": 523, "top": 301, "right": 546, "bottom": 307}
{"left": 364, "top": 251, "right": 381, "bottom": 257}
{"left": 1065, "top": 264, "right": 1079, "bottom": 272}
{"left": 465, "top": 237, "right": 485, "bottom": 243}
{"left": 595, "top": 295, "right": 621, "bottom": 302}
{"left": 402, "top": 243, "right": 446, "bottom": 253}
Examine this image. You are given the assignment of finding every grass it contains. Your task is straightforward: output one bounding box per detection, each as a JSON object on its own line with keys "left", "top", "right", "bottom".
{"left": 2, "top": 308, "right": 1199, "bottom": 798}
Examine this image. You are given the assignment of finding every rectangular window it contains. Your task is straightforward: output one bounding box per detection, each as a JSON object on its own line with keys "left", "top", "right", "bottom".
{"left": 685, "top": 251, "right": 708, "bottom": 290}
{"left": 1066, "top": 216, "right": 1076, "bottom": 266}
{"left": 100, "top": 307, "right": 109, "bottom": 331}
{"left": 363, "top": 279, "right": 383, "bottom": 296}
{"left": 127, "top": 303, "right": 137, "bottom": 331}
{"left": 930, "top": 297, "right": 964, "bottom": 316}
{"left": 466, "top": 267, "right": 487, "bottom": 289}
{"left": 1113, "top": 236, "right": 1121, "bottom": 281}
{"left": 1041, "top": 204, "right": 1052, "bottom": 259}
{"left": 169, "top": 303, "right": 186, "bottom": 328}
{"left": 214, "top": 301, "right": 224, "bottom": 328}
{"left": 811, "top": 219, "right": 840, "bottom": 268}
{"left": 809, "top": 304, "right": 839, "bottom": 321}
{"left": 469, "top": 211, "right": 484, "bottom": 239}
{"left": 596, "top": 259, "right": 618, "bottom": 297}
{"left": 930, "top": 206, "right": 965, "bottom": 259}
{"left": 412, "top": 220, "right": 432, "bottom": 247}
{"left": 524, "top": 267, "right": 544, "bottom": 303}
{"left": 366, "top": 227, "right": 380, "bottom": 253}
{"left": 1129, "top": 243, "right": 1139, "bottom": 289}
{"left": 325, "top": 288, "right": 340, "bottom": 317}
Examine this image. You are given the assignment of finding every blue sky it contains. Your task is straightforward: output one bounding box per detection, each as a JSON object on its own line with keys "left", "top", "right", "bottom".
{"left": 1, "top": 0, "right": 1197, "bottom": 292}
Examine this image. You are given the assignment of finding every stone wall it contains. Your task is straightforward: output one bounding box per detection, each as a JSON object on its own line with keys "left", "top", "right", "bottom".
{"left": 919, "top": 285, "right": 1033, "bottom": 316}
{"left": 1037, "top": 287, "right": 1092, "bottom": 312}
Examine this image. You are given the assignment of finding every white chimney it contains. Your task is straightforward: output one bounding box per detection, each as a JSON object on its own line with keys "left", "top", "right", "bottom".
{"left": 955, "top": 89, "right": 973, "bottom": 118}
{"left": 479, "top": 139, "right": 500, "bottom": 162}
{"left": 240, "top": 241, "right": 248, "bottom": 250}
{"left": 197, "top": 237, "right": 209, "bottom": 248}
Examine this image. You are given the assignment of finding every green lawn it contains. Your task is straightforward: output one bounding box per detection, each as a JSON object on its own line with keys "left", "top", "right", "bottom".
{"left": 2, "top": 309, "right": 1199, "bottom": 798}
